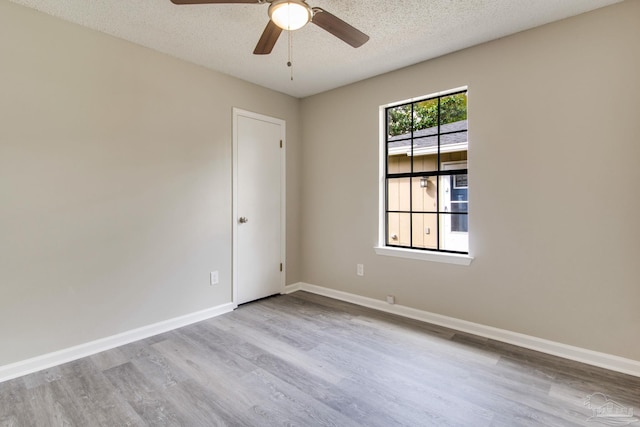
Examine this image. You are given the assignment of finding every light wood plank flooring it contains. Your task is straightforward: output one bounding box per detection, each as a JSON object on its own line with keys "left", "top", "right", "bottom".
{"left": 1, "top": 291, "right": 639, "bottom": 426}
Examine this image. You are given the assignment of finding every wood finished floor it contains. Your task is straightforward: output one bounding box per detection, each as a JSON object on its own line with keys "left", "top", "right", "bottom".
{"left": 1, "top": 291, "right": 639, "bottom": 426}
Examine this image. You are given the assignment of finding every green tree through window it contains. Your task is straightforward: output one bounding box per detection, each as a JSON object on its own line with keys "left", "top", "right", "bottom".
{"left": 388, "top": 93, "right": 467, "bottom": 137}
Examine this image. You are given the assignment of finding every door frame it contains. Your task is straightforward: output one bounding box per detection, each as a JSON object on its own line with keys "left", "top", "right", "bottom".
{"left": 232, "top": 108, "right": 286, "bottom": 306}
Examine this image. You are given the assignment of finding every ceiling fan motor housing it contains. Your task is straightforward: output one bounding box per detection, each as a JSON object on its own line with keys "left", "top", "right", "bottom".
{"left": 268, "top": 0, "right": 313, "bottom": 31}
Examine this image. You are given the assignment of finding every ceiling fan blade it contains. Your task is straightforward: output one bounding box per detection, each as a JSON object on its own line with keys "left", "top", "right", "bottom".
{"left": 170, "top": 0, "right": 258, "bottom": 4}
{"left": 254, "top": 20, "right": 283, "bottom": 55}
{"left": 311, "top": 7, "right": 369, "bottom": 48}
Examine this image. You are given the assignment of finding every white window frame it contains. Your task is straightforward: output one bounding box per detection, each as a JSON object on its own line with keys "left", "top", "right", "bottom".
{"left": 374, "top": 87, "right": 473, "bottom": 266}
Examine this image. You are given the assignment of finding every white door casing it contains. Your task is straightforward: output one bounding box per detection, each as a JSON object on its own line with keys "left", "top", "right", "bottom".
{"left": 233, "top": 108, "right": 285, "bottom": 305}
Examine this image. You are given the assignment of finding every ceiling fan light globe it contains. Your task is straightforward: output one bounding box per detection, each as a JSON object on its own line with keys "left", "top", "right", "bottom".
{"left": 269, "top": 0, "right": 312, "bottom": 31}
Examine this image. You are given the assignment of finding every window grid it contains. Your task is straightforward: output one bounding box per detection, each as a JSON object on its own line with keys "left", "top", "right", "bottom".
{"left": 384, "top": 90, "right": 468, "bottom": 254}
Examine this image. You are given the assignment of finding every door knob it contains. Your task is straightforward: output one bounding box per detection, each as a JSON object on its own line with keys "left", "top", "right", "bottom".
{"left": 239, "top": 217, "right": 248, "bottom": 224}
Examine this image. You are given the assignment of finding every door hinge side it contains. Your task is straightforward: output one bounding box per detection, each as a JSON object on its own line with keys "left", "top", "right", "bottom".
{"left": 280, "top": 263, "right": 283, "bottom": 272}
{"left": 280, "top": 140, "right": 283, "bottom": 148}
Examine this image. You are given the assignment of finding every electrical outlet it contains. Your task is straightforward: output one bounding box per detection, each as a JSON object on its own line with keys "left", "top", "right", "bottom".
{"left": 210, "top": 271, "right": 219, "bottom": 286}
{"left": 386, "top": 295, "right": 395, "bottom": 304}
{"left": 357, "top": 264, "right": 364, "bottom": 276}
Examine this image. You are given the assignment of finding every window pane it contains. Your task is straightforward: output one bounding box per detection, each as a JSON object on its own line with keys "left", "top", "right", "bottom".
{"left": 387, "top": 213, "right": 410, "bottom": 246}
{"left": 387, "top": 105, "right": 412, "bottom": 138}
{"left": 412, "top": 176, "right": 437, "bottom": 213}
{"left": 412, "top": 135, "right": 439, "bottom": 173}
{"left": 451, "top": 202, "right": 468, "bottom": 215}
{"left": 451, "top": 176, "right": 468, "bottom": 211}
{"left": 387, "top": 178, "right": 410, "bottom": 211}
{"left": 439, "top": 93, "right": 467, "bottom": 126}
{"left": 440, "top": 151, "right": 467, "bottom": 168}
{"left": 451, "top": 213, "right": 468, "bottom": 232}
{"left": 439, "top": 174, "right": 468, "bottom": 213}
{"left": 387, "top": 151, "right": 411, "bottom": 173}
{"left": 411, "top": 213, "right": 438, "bottom": 249}
{"left": 440, "top": 131, "right": 468, "bottom": 149}
{"left": 413, "top": 99, "right": 439, "bottom": 131}
{"left": 440, "top": 213, "right": 469, "bottom": 252}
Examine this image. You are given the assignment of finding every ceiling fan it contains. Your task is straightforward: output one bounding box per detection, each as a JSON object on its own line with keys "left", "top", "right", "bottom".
{"left": 170, "top": 0, "right": 370, "bottom": 55}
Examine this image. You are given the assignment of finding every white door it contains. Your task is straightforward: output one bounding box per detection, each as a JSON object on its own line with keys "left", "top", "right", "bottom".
{"left": 440, "top": 161, "right": 468, "bottom": 252}
{"left": 233, "top": 109, "right": 285, "bottom": 305}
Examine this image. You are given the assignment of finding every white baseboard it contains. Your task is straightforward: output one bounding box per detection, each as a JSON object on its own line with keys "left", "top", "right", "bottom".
{"left": 0, "top": 302, "right": 236, "bottom": 383}
{"left": 284, "top": 282, "right": 640, "bottom": 378}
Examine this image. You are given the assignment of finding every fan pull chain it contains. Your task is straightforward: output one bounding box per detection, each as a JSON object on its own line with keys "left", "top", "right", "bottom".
{"left": 287, "top": 30, "right": 294, "bottom": 81}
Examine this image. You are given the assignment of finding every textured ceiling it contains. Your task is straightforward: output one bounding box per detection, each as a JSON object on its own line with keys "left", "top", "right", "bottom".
{"left": 9, "top": 0, "right": 623, "bottom": 98}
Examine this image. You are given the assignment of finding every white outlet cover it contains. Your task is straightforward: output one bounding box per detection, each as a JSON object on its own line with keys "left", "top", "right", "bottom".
{"left": 210, "top": 271, "right": 219, "bottom": 285}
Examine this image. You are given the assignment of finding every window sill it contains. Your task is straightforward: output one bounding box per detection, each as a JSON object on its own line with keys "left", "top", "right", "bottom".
{"left": 374, "top": 246, "right": 473, "bottom": 265}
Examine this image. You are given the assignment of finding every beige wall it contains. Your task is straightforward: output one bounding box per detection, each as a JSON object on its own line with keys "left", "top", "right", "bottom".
{"left": 2, "top": 0, "right": 638, "bottom": 369}
{"left": 301, "top": 1, "right": 640, "bottom": 361}
{"left": 0, "top": 2, "right": 301, "bottom": 366}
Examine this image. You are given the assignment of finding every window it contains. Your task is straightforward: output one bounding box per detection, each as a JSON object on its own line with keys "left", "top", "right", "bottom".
{"left": 382, "top": 88, "right": 469, "bottom": 255}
